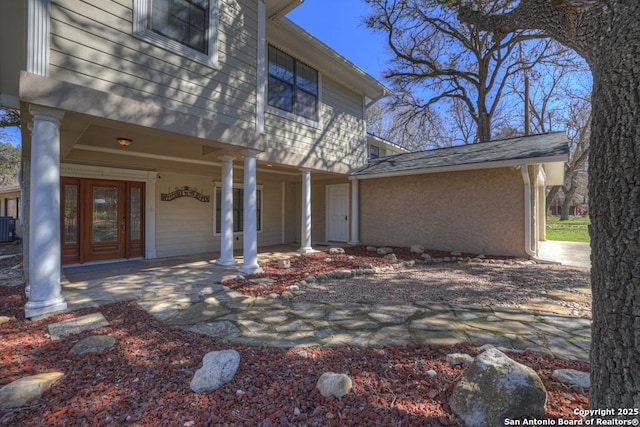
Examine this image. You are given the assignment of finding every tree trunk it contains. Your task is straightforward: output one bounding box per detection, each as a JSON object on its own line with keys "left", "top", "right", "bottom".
{"left": 589, "top": 50, "right": 640, "bottom": 408}
{"left": 545, "top": 185, "right": 561, "bottom": 214}
{"left": 560, "top": 188, "right": 574, "bottom": 220}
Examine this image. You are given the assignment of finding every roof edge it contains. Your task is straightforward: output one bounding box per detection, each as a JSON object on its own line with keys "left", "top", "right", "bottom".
{"left": 351, "top": 154, "right": 568, "bottom": 180}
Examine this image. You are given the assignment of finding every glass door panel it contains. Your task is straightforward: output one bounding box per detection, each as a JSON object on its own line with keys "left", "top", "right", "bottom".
{"left": 84, "top": 181, "right": 125, "bottom": 261}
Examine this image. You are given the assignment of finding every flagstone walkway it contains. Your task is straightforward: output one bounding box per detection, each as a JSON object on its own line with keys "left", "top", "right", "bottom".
{"left": 61, "top": 254, "right": 591, "bottom": 361}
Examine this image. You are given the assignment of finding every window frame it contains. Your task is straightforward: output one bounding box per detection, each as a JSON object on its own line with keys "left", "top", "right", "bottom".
{"left": 133, "top": 0, "right": 219, "bottom": 68}
{"left": 266, "top": 45, "right": 320, "bottom": 126}
{"left": 213, "top": 183, "right": 264, "bottom": 235}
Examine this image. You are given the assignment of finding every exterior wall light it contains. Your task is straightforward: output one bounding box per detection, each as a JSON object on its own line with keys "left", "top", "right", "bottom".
{"left": 117, "top": 137, "right": 132, "bottom": 146}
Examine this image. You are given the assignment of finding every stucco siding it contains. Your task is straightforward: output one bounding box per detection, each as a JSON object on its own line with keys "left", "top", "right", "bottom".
{"left": 48, "top": 0, "right": 258, "bottom": 131}
{"left": 264, "top": 76, "right": 366, "bottom": 172}
{"left": 359, "top": 168, "right": 526, "bottom": 257}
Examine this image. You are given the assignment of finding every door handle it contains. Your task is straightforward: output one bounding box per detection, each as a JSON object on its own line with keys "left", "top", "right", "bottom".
{"left": 121, "top": 216, "right": 126, "bottom": 232}
{"left": 345, "top": 216, "right": 348, "bottom": 221}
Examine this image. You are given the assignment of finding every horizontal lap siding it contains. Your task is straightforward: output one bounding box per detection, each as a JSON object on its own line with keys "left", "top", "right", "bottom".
{"left": 49, "top": 0, "right": 258, "bottom": 130}
{"left": 155, "top": 171, "right": 284, "bottom": 258}
{"left": 359, "top": 168, "right": 526, "bottom": 257}
{"left": 265, "top": 76, "right": 366, "bottom": 169}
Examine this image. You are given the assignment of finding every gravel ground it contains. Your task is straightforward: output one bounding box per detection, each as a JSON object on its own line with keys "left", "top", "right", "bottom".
{"left": 294, "top": 262, "right": 592, "bottom": 317}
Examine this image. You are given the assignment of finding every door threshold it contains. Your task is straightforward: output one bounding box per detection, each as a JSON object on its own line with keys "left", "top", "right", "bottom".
{"left": 63, "top": 257, "right": 144, "bottom": 268}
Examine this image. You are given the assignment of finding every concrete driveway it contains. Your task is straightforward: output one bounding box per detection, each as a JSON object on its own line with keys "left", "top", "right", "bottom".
{"left": 539, "top": 240, "right": 591, "bottom": 268}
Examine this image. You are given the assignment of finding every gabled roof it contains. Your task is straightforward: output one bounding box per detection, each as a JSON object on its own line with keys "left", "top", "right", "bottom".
{"left": 352, "top": 132, "right": 569, "bottom": 179}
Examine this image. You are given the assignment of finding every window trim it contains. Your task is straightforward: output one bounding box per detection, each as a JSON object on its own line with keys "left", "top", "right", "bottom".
{"left": 213, "top": 183, "right": 264, "bottom": 235}
{"left": 368, "top": 144, "right": 381, "bottom": 159}
{"left": 266, "top": 45, "right": 321, "bottom": 127}
{"left": 133, "top": 0, "right": 219, "bottom": 68}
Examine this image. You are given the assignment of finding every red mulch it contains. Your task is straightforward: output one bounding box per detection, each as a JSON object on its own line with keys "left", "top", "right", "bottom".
{"left": 224, "top": 246, "right": 528, "bottom": 298}
{"left": 1, "top": 284, "right": 588, "bottom": 426}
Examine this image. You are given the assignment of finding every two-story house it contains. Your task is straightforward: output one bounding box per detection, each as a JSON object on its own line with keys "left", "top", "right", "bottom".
{"left": 0, "top": 0, "right": 391, "bottom": 317}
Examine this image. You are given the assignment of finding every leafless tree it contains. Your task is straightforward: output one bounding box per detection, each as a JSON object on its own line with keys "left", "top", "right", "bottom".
{"left": 365, "top": 0, "right": 578, "bottom": 143}
{"left": 459, "top": 0, "right": 640, "bottom": 409}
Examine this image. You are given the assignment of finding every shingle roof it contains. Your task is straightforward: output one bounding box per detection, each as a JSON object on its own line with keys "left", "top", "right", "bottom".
{"left": 353, "top": 132, "right": 569, "bottom": 177}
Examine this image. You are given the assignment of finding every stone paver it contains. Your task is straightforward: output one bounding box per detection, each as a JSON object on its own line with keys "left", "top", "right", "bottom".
{"left": 60, "top": 258, "right": 592, "bottom": 361}
{"left": 48, "top": 313, "right": 109, "bottom": 340}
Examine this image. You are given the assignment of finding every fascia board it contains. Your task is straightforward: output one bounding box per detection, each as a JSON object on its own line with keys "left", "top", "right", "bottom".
{"left": 351, "top": 155, "right": 568, "bottom": 180}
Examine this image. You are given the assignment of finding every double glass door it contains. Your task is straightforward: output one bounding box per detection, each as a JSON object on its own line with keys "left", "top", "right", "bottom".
{"left": 62, "top": 178, "right": 144, "bottom": 264}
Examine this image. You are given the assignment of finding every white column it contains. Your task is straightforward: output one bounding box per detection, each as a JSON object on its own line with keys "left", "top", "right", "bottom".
{"left": 239, "top": 150, "right": 263, "bottom": 274}
{"left": 299, "top": 168, "right": 313, "bottom": 253}
{"left": 145, "top": 172, "right": 157, "bottom": 259}
{"left": 349, "top": 178, "right": 360, "bottom": 245}
{"left": 217, "top": 156, "right": 237, "bottom": 266}
{"left": 25, "top": 107, "right": 67, "bottom": 318}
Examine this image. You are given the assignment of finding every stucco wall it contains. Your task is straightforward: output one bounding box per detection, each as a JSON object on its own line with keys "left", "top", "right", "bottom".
{"left": 359, "top": 167, "right": 527, "bottom": 257}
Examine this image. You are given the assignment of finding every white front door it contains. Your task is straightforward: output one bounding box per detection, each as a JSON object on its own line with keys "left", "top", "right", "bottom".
{"left": 326, "top": 184, "right": 349, "bottom": 242}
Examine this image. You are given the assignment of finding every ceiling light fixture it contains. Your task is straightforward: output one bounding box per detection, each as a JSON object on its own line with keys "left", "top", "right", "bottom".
{"left": 117, "top": 137, "right": 132, "bottom": 147}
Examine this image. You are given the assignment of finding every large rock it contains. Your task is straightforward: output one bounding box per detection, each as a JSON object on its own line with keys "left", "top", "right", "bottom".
{"left": 329, "top": 247, "right": 345, "bottom": 255}
{"left": 0, "top": 372, "right": 64, "bottom": 409}
{"left": 190, "top": 350, "right": 240, "bottom": 393}
{"left": 449, "top": 348, "right": 547, "bottom": 427}
{"left": 316, "top": 372, "right": 353, "bottom": 398}
{"left": 376, "top": 247, "right": 393, "bottom": 255}
{"left": 552, "top": 369, "right": 590, "bottom": 390}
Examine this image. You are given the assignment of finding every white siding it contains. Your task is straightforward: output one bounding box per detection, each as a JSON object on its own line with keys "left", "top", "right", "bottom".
{"left": 49, "top": 0, "right": 258, "bottom": 130}
{"left": 154, "top": 171, "right": 286, "bottom": 258}
{"left": 265, "top": 75, "right": 366, "bottom": 170}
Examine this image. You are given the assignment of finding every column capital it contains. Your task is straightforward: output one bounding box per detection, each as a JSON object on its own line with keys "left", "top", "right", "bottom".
{"left": 241, "top": 149, "right": 261, "bottom": 158}
{"left": 29, "top": 106, "right": 64, "bottom": 122}
{"left": 218, "top": 155, "right": 236, "bottom": 162}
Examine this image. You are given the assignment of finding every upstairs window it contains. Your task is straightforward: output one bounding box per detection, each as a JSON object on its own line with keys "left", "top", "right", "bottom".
{"left": 152, "top": 0, "right": 208, "bottom": 53}
{"left": 268, "top": 45, "right": 318, "bottom": 121}
{"left": 134, "top": 0, "right": 219, "bottom": 67}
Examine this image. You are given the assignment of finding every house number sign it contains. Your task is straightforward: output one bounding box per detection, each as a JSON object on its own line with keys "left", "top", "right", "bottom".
{"left": 161, "top": 186, "right": 210, "bottom": 203}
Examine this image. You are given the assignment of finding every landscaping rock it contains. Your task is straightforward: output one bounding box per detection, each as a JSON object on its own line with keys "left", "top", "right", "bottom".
{"left": 427, "top": 369, "right": 438, "bottom": 379}
{"left": 277, "top": 259, "right": 291, "bottom": 269}
{"left": 316, "top": 372, "right": 353, "bottom": 398}
{"left": 329, "top": 247, "right": 345, "bottom": 254}
{"left": 190, "top": 350, "right": 240, "bottom": 393}
{"left": 280, "top": 291, "right": 294, "bottom": 301}
{"left": 383, "top": 253, "right": 397, "bottom": 261}
{"left": 187, "top": 321, "right": 242, "bottom": 339}
{"left": 449, "top": 348, "right": 547, "bottom": 427}
{"left": 552, "top": 369, "right": 590, "bottom": 390}
{"left": 376, "top": 247, "right": 393, "bottom": 255}
{"left": 0, "top": 316, "right": 11, "bottom": 325}
{"left": 366, "top": 246, "right": 377, "bottom": 252}
{"left": 410, "top": 245, "right": 425, "bottom": 254}
{"left": 0, "top": 372, "right": 64, "bottom": 409}
{"left": 70, "top": 335, "right": 116, "bottom": 355}
{"left": 451, "top": 251, "right": 462, "bottom": 256}
{"left": 446, "top": 353, "right": 474, "bottom": 367}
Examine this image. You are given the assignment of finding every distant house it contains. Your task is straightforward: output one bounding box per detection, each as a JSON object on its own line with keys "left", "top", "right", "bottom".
{"left": 367, "top": 134, "right": 408, "bottom": 160}
{"left": 0, "top": 0, "right": 566, "bottom": 318}
{"left": 0, "top": 185, "right": 21, "bottom": 240}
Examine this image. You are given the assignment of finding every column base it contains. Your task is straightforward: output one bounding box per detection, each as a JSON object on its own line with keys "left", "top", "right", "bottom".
{"left": 348, "top": 240, "right": 360, "bottom": 245}
{"left": 25, "top": 296, "right": 67, "bottom": 319}
{"left": 216, "top": 258, "right": 238, "bottom": 266}
{"left": 298, "top": 246, "right": 314, "bottom": 254}
{"left": 238, "top": 263, "right": 263, "bottom": 275}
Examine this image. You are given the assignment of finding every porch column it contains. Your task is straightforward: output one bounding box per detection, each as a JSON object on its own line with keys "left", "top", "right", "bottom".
{"left": 217, "top": 156, "right": 237, "bottom": 266}
{"left": 299, "top": 168, "right": 313, "bottom": 253}
{"left": 349, "top": 178, "right": 360, "bottom": 245}
{"left": 25, "top": 107, "right": 67, "bottom": 318}
{"left": 239, "top": 150, "right": 262, "bottom": 274}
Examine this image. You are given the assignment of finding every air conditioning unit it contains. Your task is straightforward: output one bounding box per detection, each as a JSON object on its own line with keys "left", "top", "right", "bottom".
{"left": 0, "top": 217, "right": 16, "bottom": 242}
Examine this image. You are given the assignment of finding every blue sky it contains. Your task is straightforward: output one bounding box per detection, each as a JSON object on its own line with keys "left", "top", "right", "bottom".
{"left": 287, "top": 0, "right": 389, "bottom": 80}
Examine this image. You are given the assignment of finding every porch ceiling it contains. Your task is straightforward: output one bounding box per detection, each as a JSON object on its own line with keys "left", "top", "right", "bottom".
{"left": 51, "top": 111, "right": 342, "bottom": 181}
